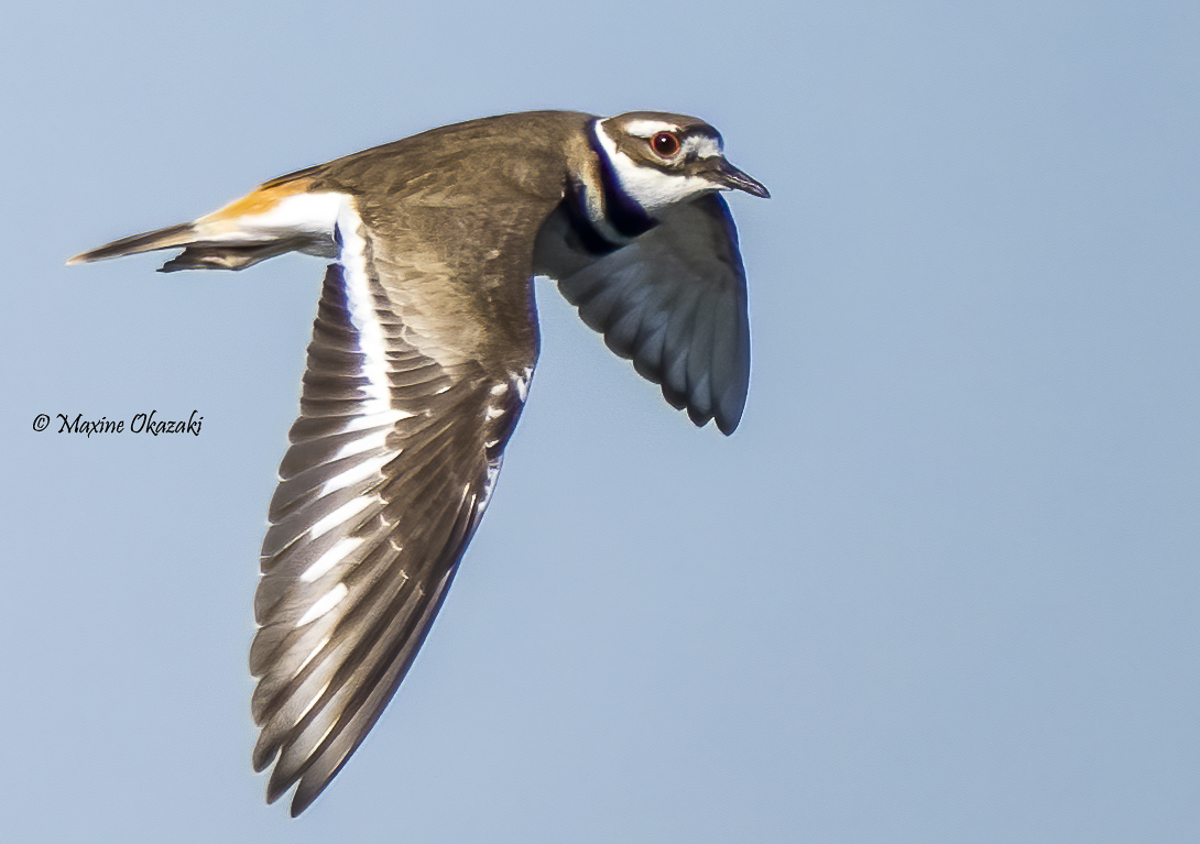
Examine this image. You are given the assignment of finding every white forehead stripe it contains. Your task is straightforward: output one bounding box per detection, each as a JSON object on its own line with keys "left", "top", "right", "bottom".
{"left": 622, "top": 118, "right": 681, "bottom": 138}
{"left": 606, "top": 119, "right": 724, "bottom": 158}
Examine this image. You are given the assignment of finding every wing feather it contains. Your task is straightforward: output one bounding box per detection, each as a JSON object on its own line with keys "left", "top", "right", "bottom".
{"left": 551, "top": 193, "right": 751, "bottom": 434}
{"left": 251, "top": 209, "right": 530, "bottom": 815}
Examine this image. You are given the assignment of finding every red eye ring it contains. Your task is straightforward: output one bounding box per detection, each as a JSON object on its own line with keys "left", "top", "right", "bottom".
{"left": 650, "top": 131, "right": 681, "bottom": 158}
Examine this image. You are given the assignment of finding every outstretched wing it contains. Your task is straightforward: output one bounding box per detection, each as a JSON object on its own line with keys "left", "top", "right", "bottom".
{"left": 550, "top": 194, "right": 751, "bottom": 435}
{"left": 250, "top": 214, "right": 530, "bottom": 816}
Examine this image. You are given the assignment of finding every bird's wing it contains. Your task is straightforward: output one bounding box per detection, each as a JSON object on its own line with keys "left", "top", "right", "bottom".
{"left": 250, "top": 208, "right": 533, "bottom": 816}
{"left": 549, "top": 193, "right": 751, "bottom": 434}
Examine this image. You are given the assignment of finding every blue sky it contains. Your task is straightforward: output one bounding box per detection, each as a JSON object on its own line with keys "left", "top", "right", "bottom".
{"left": 5, "top": 2, "right": 1198, "bottom": 841}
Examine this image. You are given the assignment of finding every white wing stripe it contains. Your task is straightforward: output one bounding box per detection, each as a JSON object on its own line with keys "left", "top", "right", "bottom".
{"left": 318, "top": 456, "right": 387, "bottom": 498}
{"left": 295, "top": 635, "right": 332, "bottom": 674}
{"left": 307, "top": 497, "right": 372, "bottom": 541}
{"left": 330, "top": 426, "right": 394, "bottom": 461}
{"left": 297, "top": 583, "right": 349, "bottom": 627}
{"left": 337, "top": 201, "right": 394, "bottom": 415}
{"left": 301, "top": 537, "right": 365, "bottom": 584}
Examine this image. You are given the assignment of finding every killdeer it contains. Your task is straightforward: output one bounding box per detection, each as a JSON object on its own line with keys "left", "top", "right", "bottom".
{"left": 69, "top": 110, "right": 768, "bottom": 815}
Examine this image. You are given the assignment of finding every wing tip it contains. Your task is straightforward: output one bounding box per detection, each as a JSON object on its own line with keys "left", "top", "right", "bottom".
{"left": 693, "top": 404, "right": 741, "bottom": 436}
{"left": 713, "top": 380, "right": 749, "bottom": 436}
{"left": 279, "top": 756, "right": 347, "bottom": 817}
{"left": 290, "top": 786, "right": 318, "bottom": 818}
{"left": 714, "top": 412, "right": 740, "bottom": 436}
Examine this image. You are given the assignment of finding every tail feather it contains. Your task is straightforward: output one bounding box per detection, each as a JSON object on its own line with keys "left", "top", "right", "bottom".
{"left": 67, "top": 223, "right": 197, "bottom": 265}
{"left": 68, "top": 175, "right": 336, "bottom": 271}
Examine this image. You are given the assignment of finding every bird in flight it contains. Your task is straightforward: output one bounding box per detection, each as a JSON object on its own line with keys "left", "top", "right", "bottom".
{"left": 69, "top": 110, "right": 768, "bottom": 815}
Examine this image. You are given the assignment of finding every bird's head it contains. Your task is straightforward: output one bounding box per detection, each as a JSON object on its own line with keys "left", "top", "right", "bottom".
{"left": 596, "top": 112, "right": 770, "bottom": 215}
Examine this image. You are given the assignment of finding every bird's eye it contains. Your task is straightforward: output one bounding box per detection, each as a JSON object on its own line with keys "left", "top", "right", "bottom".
{"left": 650, "top": 132, "right": 681, "bottom": 158}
